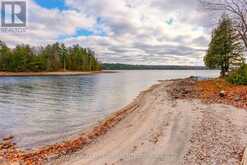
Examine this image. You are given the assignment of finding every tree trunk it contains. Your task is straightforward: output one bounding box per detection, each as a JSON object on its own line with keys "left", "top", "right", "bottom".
{"left": 220, "top": 69, "right": 226, "bottom": 77}
{"left": 220, "top": 63, "right": 228, "bottom": 77}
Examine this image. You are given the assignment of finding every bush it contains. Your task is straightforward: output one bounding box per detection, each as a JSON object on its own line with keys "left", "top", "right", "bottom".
{"left": 226, "top": 64, "right": 247, "bottom": 85}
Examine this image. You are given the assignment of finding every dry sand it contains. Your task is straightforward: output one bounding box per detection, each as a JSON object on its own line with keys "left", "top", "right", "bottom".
{"left": 47, "top": 80, "right": 247, "bottom": 165}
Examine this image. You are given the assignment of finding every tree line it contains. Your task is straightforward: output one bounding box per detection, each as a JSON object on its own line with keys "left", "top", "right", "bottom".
{"left": 102, "top": 63, "right": 208, "bottom": 70}
{"left": 0, "top": 41, "right": 101, "bottom": 72}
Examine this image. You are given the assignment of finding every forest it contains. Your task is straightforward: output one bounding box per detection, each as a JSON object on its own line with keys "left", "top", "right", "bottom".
{"left": 0, "top": 41, "right": 101, "bottom": 72}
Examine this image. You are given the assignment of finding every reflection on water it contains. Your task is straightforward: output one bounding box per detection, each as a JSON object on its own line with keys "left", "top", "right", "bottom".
{"left": 0, "top": 70, "right": 219, "bottom": 149}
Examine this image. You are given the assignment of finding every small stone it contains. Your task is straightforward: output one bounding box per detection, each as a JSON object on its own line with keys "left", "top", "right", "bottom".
{"left": 219, "top": 91, "right": 225, "bottom": 97}
{"left": 234, "top": 95, "right": 240, "bottom": 101}
{"left": 2, "top": 136, "right": 14, "bottom": 141}
{"left": 0, "top": 143, "right": 12, "bottom": 149}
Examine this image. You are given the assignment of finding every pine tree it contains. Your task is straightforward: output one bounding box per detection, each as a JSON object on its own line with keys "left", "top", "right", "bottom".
{"left": 204, "top": 15, "right": 244, "bottom": 77}
{"left": 59, "top": 43, "right": 68, "bottom": 71}
{"left": 0, "top": 41, "right": 101, "bottom": 72}
{"left": 0, "top": 41, "right": 11, "bottom": 71}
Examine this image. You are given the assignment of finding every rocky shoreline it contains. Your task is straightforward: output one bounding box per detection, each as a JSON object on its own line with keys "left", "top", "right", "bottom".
{"left": 1, "top": 78, "right": 247, "bottom": 165}
{"left": 167, "top": 78, "right": 247, "bottom": 110}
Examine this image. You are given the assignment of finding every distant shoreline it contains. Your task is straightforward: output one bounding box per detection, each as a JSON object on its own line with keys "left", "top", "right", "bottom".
{"left": 102, "top": 63, "right": 213, "bottom": 70}
{"left": 0, "top": 71, "right": 115, "bottom": 77}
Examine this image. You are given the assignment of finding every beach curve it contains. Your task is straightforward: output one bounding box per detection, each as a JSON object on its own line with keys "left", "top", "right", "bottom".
{"left": 48, "top": 79, "right": 247, "bottom": 165}
{"left": 1, "top": 79, "right": 247, "bottom": 165}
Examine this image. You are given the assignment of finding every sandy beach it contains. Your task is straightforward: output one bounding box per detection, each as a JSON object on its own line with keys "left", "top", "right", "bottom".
{"left": 46, "top": 80, "right": 247, "bottom": 165}
{"left": 1, "top": 79, "right": 247, "bottom": 165}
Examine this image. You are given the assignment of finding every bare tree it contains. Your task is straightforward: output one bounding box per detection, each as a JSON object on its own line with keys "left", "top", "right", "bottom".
{"left": 201, "top": 0, "right": 247, "bottom": 49}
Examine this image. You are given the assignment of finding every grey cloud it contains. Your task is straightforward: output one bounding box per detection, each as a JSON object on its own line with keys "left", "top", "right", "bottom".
{"left": 133, "top": 42, "right": 205, "bottom": 56}
{"left": 192, "top": 36, "right": 209, "bottom": 47}
{"left": 3, "top": 0, "right": 215, "bottom": 66}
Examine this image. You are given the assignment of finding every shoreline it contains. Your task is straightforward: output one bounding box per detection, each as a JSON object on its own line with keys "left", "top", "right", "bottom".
{"left": 0, "top": 71, "right": 115, "bottom": 77}
{"left": 1, "top": 78, "right": 247, "bottom": 165}
{"left": 50, "top": 78, "right": 247, "bottom": 165}
{"left": 0, "top": 81, "right": 160, "bottom": 165}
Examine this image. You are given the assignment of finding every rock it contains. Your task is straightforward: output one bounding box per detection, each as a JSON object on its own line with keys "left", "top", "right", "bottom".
{"left": 234, "top": 95, "right": 241, "bottom": 101}
{"left": 219, "top": 91, "right": 225, "bottom": 97}
{"left": 0, "top": 143, "right": 12, "bottom": 149}
{"left": 189, "top": 76, "right": 198, "bottom": 81}
{"left": 182, "top": 90, "right": 189, "bottom": 95}
{"left": 2, "top": 136, "right": 14, "bottom": 141}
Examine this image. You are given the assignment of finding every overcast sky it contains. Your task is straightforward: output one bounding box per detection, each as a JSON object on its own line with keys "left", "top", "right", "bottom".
{"left": 1, "top": 0, "right": 214, "bottom": 66}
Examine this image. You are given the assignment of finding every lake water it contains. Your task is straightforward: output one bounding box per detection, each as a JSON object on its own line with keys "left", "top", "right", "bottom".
{"left": 0, "top": 70, "right": 219, "bottom": 149}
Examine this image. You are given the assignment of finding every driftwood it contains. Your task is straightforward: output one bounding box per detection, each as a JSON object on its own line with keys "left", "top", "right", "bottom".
{"left": 242, "top": 148, "right": 247, "bottom": 165}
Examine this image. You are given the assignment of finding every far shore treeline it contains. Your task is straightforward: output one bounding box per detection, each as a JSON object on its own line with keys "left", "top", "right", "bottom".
{"left": 102, "top": 63, "right": 209, "bottom": 70}
{"left": 0, "top": 41, "right": 101, "bottom": 72}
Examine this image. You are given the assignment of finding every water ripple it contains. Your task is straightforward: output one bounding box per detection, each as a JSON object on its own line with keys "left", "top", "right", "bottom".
{"left": 0, "top": 70, "right": 219, "bottom": 149}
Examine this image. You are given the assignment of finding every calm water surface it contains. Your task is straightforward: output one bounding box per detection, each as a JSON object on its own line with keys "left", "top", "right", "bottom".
{"left": 0, "top": 70, "right": 219, "bottom": 149}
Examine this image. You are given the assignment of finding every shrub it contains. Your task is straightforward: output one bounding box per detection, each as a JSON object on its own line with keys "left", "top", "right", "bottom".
{"left": 226, "top": 64, "right": 247, "bottom": 85}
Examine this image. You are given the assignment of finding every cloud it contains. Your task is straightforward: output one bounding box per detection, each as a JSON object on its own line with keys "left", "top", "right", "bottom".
{"left": 0, "top": 0, "right": 214, "bottom": 65}
{"left": 1, "top": 0, "right": 96, "bottom": 46}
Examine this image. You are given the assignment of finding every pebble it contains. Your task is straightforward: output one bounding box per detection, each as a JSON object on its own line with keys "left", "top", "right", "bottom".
{"left": 234, "top": 95, "right": 240, "bottom": 101}
{"left": 184, "top": 111, "right": 243, "bottom": 164}
{"left": 219, "top": 90, "right": 225, "bottom": 97}
{"left": 2, "top": 136, "right": 14, "bottom": 142}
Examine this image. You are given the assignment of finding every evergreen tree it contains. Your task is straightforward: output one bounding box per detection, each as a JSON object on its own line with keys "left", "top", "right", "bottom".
{"left": 0, "top": 41, "right": 12, "bottom": 71}
{"left": 58, "top": 43, "right": 68, "bottom": 71}
{"left": 204, "top": 15, "right": 244, "bottom": 77}
{"left": 0, "top": 41, "right": 101, "bottom": 72}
